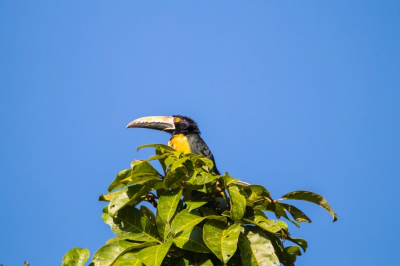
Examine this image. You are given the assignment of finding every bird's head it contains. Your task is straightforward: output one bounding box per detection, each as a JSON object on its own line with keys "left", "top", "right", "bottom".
{"left": 126, "top": 115, "right": 200, "bottom": 135}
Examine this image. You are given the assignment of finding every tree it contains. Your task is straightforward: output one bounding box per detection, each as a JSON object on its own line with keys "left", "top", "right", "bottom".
{"left": 62, "top": 144, "right": 337, "bottom": 266}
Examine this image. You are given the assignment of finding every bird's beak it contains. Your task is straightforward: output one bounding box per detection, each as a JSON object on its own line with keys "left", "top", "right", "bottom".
{"left": 126, "top": 116, "right": 175, "bottom": 132}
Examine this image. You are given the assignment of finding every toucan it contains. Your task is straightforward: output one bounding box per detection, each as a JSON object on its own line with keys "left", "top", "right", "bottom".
{"left": 126, "top": 115, "right": 220, "bottom": 175}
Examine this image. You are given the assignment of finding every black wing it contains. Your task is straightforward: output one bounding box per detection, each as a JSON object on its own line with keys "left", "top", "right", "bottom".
{"left": 187, "top": 134, "right": 220, "bottom": 175}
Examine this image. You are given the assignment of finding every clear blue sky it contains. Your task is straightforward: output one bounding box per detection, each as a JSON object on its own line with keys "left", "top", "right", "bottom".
{"left": 1, "top": 1, "right": 399, "bottom": 265}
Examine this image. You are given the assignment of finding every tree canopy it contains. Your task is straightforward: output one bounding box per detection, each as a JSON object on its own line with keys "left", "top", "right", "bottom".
{"left": 62, "top": 144, "right": 337, "bottom": 266}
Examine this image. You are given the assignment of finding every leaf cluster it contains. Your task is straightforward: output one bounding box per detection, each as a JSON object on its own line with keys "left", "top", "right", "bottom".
{"left": 62, "top": 144, "right": 337, "bottom": 266}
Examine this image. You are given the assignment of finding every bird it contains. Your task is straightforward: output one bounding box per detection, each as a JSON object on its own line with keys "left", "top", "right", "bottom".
{"left": 126, "top": 115, "right": 220, "bottom": 175}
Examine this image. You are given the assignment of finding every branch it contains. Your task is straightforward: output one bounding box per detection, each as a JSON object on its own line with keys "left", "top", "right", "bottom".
{"left": 145, "top": 193, "right": 158, "bottom": 208}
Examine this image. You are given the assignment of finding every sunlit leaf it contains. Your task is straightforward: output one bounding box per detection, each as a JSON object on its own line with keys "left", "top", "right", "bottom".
{"left": 157, "top": 189, "right": 183, "bottom": 223}
{"left": 262, "top": 231, "right": 286, "bottom": 265}
{"left": 99, "top": 190, "right": 123, "bottom": 202}
{"left": 281, "top": 190, "right": 338, "bottom": 222}
{"left": 287, "top": 237, "right": 308, "bottom": 252}
{"left": 186, "top": 199, "right": 208, "bottom": 211}
{"left": 171, "top": 209, "right": 226, "bottom": 235}
{"left": 155, "top": 146, "right": 168, "bottom": 174}
{"left": 108, "top": 162, "right": 160, "bottom": 192}
{"left": 198, "top": 157, "right": 214, "bottom": 172}
{"left": 156, "top": 210, "right": 170, "bottom": 242}
{"left": 164, "top": 168, "right": 186, "bottom": 188}
{"left": 106, "top": 236, "right": 123, "bottom": 245}
{"left": 137, "top": 143, "right": 176, "bottom": 152}
{"left": 91, "top": 240, "right": 152, "bottom": 266}
{"left": 173, "top": 226, "right": 210, "bottom": 253}
{"left": 238, "top": 227, "right": 279, "bottom": 266}
{"left": 140, "top": 205, "right": 156, "bottom": 226}
{"left": 243, "top": 216, "right": 288, "bottom": 233}
{"left": 249, "top": 185, "right": 271, "bottom": 198}
{"left": 108, "top": 185, "right": 149, "bottom": 216}
{"left": 102, "top": 206, "right": 113, "bottom": 225}
{"left": 279, "top": 202, "right": 312, "bottom": 223}
{"left": 185, "top": 172, "right": 219, "bottom": 185}
{"left": 264, "top": 201, "right": 286, "bottom": 218}
{"left": 111, "top": 206, "right": 161, "bottom": 243}
{"left": 221, "top": 172, "right": 240, "bottom": 187}
{"left": 62, "top": 247, "right": 89, "bottom": 266}
{"left": 138, "top": 239, "right": 173, "bottom": 266}
{"left": 113, "top": 251, "right": 142, "bottom": 266}
{"left": 285, "top": 246, "right": 301, "bottom": 256}
{"left": 171, "top": 157, "right": 190, "bottom": 171}
{"left": 228, "top": 185, "right": 246, "bottom": 220}
{"left": 203, "top": 221, "right": 241, "bottom": 264}
{"left": 120, "top": 174, "right": 161, "bottom": 188}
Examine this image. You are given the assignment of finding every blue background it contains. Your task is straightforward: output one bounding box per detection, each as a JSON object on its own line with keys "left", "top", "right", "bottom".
{"left": 1, "top": 1, "right": 399, "bottom": 265}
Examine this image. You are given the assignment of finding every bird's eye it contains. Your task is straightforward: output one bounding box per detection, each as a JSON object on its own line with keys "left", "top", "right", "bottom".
{"left": 175, "top": 118, "right": 181, "bottom": 123}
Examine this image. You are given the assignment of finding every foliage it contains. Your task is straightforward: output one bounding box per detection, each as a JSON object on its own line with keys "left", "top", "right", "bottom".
{"left": 62, "top": 144, "right": 337, "bottom": 266}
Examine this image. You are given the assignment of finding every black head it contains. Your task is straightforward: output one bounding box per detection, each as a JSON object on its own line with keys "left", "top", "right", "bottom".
{"left": 172, "top": 115, "right": 200, "bottom": 135}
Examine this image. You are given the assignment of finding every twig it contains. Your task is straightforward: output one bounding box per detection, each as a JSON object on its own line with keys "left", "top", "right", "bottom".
{"left": 145, "top": 193, "right": 158, "bottom": 208}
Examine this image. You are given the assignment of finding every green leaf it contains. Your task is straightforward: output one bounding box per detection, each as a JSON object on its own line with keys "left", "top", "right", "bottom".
{"left": 203, "top": 221, "right": 241, "bottom": 264}
{"left": 228, "top": 185, "right": 246, "bottom": 220}
{"left": 155, "top": 146, "right": 168, "bottom": 174}
{"left": 99, "top": 190, "right": 123, "bottom": 202}
{"left": 137, "top": 143, "right": 176, "bottom": 152}
{"left": 108, "top": 162, "right": 160, "bottom": 192}
{"left": 171, "top": 209, "right": 203, "bottom": 235}
{"left": 285, "top": 246, "right": 301, "bottom": 256}
{"left": 140, "top": 205, "right": 156, "bottom": 226}
{"left": 287, "top": 237, "right": 308, "bottom": 252}
{"left": 184, "top": 183, "right": 208, "bottom": 194}
{"left": 281, "top": 190, "right": 338, "bottom": 222}
{"left": 243, "top": 216, "right": 288, "bottom": 233}
{"left": 249, "top": 185, "right": 271, "bottom": 198}
{"left": 138, "top": 240, "right": 173, "bottom": 266}
{"left": 173, "top": 226, "right": 210, "bottom": 253}
{"left": 279, "top": 202, "right": 312, "bottom": 223}
{"left": 113, "top": 251, "right": 143, "bottom": 266}
{"left": 164, "top": 167, "right": 186, "bottom": 188}
{"left": 121, "top": 173, "right": 161, "bottom": 188}
{"left": 111, "top": 206, "right": 161, "bottom": 243}
{"left": 62, "top": 247, "right": 89, "bottom": 266}
{"left": 109, "top": 185, "right": 149, "bottom": 216}
{"left": 171, "top": 157, "right": 190, "bottom": 171}
{"left": 221, "top": 172, "right": 239, "bottom": 187}
{"left": 262, "top": 231, "right": 287, "bottom": 265}
{"left": 165, "top": 155, "right": 178, "bottom": 167}
{"left": 157, "top": 189, "right": 183, "bottom": 223}
{"left": 264, "top": 201, "right": 286, "bottom": 218}
{"left": 102, "top": 206, "right": 113, "bottom": 225}
{"left": 156, "top": 211, "right": 170, "bottom": 242}
{"left": 91, "top": 240, "right": 152, "bottom": 266}
{"left": 198, "top": 157, "right": 214, "bottom": 171}
{"left": 186, "top": 199, "right": 208, "bottom": 211}
{"left": 106, "top": 236, "right": 124, "bottom": 245}
{"left": 185, "top": 172, "right": 219, "bottom": 185}
{"left": 238, "top": 227, "right": 280, "bottom": 266}
{"left": 171, "top": 209, "right": 226, "bottom": 235}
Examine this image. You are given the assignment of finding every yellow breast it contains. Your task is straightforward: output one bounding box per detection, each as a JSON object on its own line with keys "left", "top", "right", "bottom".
{"left": 168, "top": 134, "right": 191, "bottom": 154}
